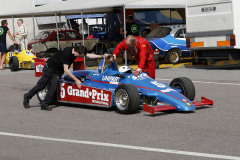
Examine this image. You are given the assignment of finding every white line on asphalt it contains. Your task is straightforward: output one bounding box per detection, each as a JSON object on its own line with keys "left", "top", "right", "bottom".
{"left": 156, "top": 78, "right": 240, "bottom": 86}
{"left": 0, "top": 132, "right": 239, "bottom": 160}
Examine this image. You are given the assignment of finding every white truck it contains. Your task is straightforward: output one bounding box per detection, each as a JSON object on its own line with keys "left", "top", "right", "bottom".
{"left": 186, "top": 0, "right": 240, "bottom": 63}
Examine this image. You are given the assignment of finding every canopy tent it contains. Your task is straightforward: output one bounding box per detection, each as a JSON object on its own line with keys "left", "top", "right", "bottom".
{"left": 125, "top": 0, "right": 185, "bottom": 9}
{"left": 67, "top": 14, "right": 105, "bottom": 20}
{"left": 0, "top": 0, "right": 186, "bottom": 64}
{"left": 0, "top": 0, "right": 133, "bottom": 18}
{"left": 0, "top": 0, "right": 186, "bottom": 18}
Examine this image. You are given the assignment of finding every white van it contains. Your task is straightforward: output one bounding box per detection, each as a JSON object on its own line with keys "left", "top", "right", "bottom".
{"left": 186, "top": 0, "right": 240, "bottom": 62}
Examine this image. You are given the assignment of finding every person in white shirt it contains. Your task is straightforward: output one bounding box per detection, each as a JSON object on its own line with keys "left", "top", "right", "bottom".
{"left": 13, "top": 19, "right": 28, "bottom": 51}
{"left": 79, "top": 18, "right": 88, "bottom": 36}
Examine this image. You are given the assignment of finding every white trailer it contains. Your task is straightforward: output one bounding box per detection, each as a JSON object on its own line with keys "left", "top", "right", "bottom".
{"left": 186, "top": 0, "right": 240, "bottom": 62}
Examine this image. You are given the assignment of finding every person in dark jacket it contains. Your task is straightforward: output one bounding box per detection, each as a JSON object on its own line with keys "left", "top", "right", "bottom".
{"left": 23, "top": 45, "right": 109, "bottom": 111}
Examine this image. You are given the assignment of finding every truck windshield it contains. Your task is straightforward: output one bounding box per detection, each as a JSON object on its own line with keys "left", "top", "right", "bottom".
{"left": 146, "top": 27, "right": 172, "bottom": 38}
{"left": 35, "top": 31, "right": 50, "bottom": 40}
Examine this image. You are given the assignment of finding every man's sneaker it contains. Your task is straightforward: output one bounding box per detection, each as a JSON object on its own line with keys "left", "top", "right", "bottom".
{"left": 23, "top": 93, "right": 30, "bottom": 109}
{"left": 41, "top": 104, "right": 52, "bottom": 111}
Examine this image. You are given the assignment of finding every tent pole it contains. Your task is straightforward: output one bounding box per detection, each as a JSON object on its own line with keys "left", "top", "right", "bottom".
{"left": 59, "top": 13, "right": 62, "bottom": 29}
{"left": 32, "top": 14, "right": 36, "bottom": 56}
{"left": 55, "top": 12, "right": 60, "bottom": 50}
{"left": 67, "top": 16, "right": 72, "bottom": 29}
{"left": 123, "top": 5, "right": 127, "bottom": 66}
{"left": 170, "top": 9, "right": 172, "bottom": 24}
{"left": 87, "top": 17, "right": 89, "bottom": 37}
{"left": 12, "top": 16, "right": 15, "bottom": 35}
{"left": 81, "top": 10, "right": 85, "bottom": 46}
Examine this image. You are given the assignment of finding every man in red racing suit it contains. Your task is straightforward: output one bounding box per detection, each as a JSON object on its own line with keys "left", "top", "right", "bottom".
{"left": 111, "top": 35, "right": 155, "bottom": 79}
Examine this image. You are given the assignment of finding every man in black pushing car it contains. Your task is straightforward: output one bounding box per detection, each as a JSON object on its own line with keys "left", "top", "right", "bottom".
{"left": 23, "top": 45, "right": 109, "bottom": 111}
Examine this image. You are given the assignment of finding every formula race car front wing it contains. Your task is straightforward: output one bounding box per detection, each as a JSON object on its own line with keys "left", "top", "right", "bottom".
{"left": 143, "top": 97, "right": 213, "bottom": 114}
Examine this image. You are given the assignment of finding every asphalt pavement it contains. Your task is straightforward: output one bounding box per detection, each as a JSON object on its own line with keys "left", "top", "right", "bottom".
{"left": 0, "top": 66, "right": 240, "bottom": 160}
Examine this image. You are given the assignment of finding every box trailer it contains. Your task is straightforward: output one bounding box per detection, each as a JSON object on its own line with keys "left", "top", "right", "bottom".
{"left": 186, "top": 0, "right": 240, "bottom": 62}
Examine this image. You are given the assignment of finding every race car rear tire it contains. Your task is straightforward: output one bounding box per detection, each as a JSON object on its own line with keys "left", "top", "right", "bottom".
{"left": 114, "top": 84, "right": 140, "bottom": 114}
{"left": 9, "top": 56, "right": 19, "bottom": 71}
{"left": 155, "top": 61, "right": 160, "bottom": 69}
{"left": 86, "top": 60, "right": 98, "bottom": 67}
{"left": 170, "top": 77, "right": 195, "bottom": 101}
{"left": 165, "top": 49, "right": 180, "bottom": 64}
{"left": 85, "top": 56, "right": 97, "bottom": 61}
{"left": 154, "top": 54, "right": 159, "bottom": 61}
{"left": 37, "top": 87, "right": 57, "bottom": 105}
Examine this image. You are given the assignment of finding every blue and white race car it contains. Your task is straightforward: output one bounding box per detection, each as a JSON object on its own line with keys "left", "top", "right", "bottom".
{"left": 37, "top": 59, "right": 213, "bottom": 114}
{"left": 146, "top": 25, "right": 193, "bottom": 64}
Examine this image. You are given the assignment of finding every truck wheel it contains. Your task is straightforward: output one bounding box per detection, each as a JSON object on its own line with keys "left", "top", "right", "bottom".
{"left": 170, "top": 77, "right": 195, "bottom": 101}
{"left": 192, "top": 58, "right": 196, "bottom": 65}
{"left": 9, "top": 56, "right": 19, "bottom": 71}
{"left": 165, "top": 49, "right": 180, "bottom": 64}
{"left": 114, "top": 84, "right": 140, "bottom": 114}
{"left": 37, "top": 87, "right": 57, "bottom": 105}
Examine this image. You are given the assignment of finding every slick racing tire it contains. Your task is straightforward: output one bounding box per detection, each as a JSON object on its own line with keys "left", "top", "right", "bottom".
{"left": 86, "top": 60, "right": 98, "bottom": 67}
{"left": 9, "top": 56, "right": 19, "bottom": 71}
{"left": 155, "top": 61, "right": 160, "bottom": 69}
{"left": 37, "top": 87, "right": 57, "bottom": 105}
{"left": 114, "top": 84, "right": 140, "bottom": 114}
{"left": 85, "top": 56, "right": 98, "bottom": 67}
{"left": 165, "top": 49, "right": 180, "bottom": 64}
{"left": 85, "top": 56, "right": 97, "bottom": 61}
{"left": 170, "top": 77, "right": 195, "bottom": 101}
{"left": 154, "top": 54, "right": 159, "bottom": 61}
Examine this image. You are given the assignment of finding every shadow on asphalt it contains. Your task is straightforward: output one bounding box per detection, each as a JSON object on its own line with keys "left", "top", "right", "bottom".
{"left": 189, "top": 65, "right": 240, "bottom": 70}
{"left": 144, "top": 110, "right": 176, "bottom": 117}
{"left": 195, "top": 106, "right": 213, "bottom": 110}
{"left": 144, "top": 105, "right": 213, "bottom": 117}
{"left": 55, "top": 102, "right": 142, "bottom": 114}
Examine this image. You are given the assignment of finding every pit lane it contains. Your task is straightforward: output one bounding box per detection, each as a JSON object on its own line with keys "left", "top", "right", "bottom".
{"left": 0, "top": 67, "right": 239, "bottom": 160}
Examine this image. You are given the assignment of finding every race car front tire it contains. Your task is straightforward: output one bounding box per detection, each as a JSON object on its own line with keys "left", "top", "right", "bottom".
{"left": 9, "top": 56, "right": 19, "bottom": 71}
{"left": 114, "top": 84, "right": 140, "bottom": 114}
{"left": 170, "top": 77, "right": 195, "bottom": 101}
